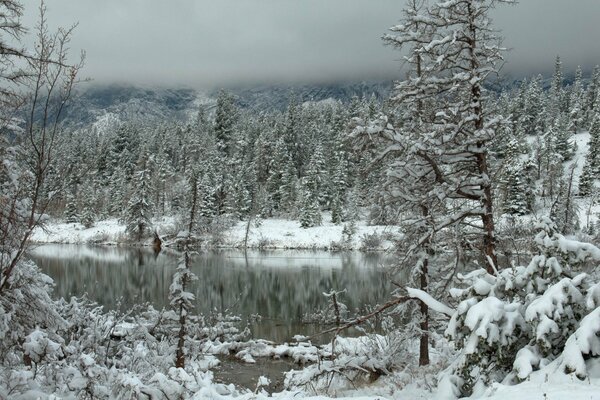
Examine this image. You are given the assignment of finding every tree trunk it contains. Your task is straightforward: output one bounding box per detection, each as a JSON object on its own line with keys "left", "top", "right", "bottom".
{"left": 188, "top": 175, "right": 198, "bottom": 234}
{"left": 419, "top": 257, "right": 430, "bottom": 366}
{"left": 175, "top": 306, "right": 186, "bottom": 368}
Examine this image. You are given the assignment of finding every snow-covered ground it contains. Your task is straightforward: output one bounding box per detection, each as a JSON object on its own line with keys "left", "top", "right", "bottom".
{"left": 31, "top": 213, "right": 400, "bottom": 251}
{"left": 31, "top": 218, "right": 128, "bottom": 244}
{"left": 224, "top": 214, "right": 398, "bottom": 250}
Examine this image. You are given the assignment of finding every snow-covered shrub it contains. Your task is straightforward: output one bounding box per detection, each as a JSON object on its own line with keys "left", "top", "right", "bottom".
{"left": 360, "top": 232, "right": 383, "bottom": 251}
{"left": 23, "top": 329, "right": 63, "bottom": 364}
{"left": 284, "top": 328, "right": 412, "bottom": 396}
{"left": 440, "top": 217, "right": 600, "bottom": 398}
{"left": 303, "top": 290, "right": 349, "bottom": 325}
{"left": 0, "top": 260, "right": 66, "bottom": 359}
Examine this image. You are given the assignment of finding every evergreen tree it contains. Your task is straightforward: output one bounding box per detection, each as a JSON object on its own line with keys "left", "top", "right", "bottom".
{"left": 213, "top": 89, "right": 237, "bottom": 155}
{"left": 550, "top": 55, "right": 565, "bottom": 115}
{"left": 552, "top": 114, "right": 575, "bottom": 161}
{"left": 64, "top": 192, "right": 78, "bottom": 224}
{"left": 80, "top": 183, "right": 96, "bottom": 228}
{"left": 108, "top": 166, "right": 127, "bottom": 217}
{"left": 585, "top": 65, "right": 600, "bottom": 127}
{"left": 299, "top": 178, "right": 321, "bottom": 228}
{"left": 304, "top": 143, "right": 326, "bottom": 206}
{"left": 588, "top": 113, "right": 600, "bottom": 174}
{"left": 569, "top": 66, "right": 585, "bottom": 132}
{"left": 504, "top": 165, "right": 528, "bottom": 215}
{"left": 579, "top": 159, "right": 594, "bottom": 197}
{"left": 198, "top": 174, "right": 216, "bottom": 220}
{"left": 279, "top": 153, "right": 298, "bottom": 213}
{"left": 124, "top": 156, "right": 154, "bottom": 241}
{"left": 381, "top": 0, "right": 510, "bottom": 273}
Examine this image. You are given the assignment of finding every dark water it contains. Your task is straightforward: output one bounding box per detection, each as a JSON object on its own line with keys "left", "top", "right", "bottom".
{"left": 29, "top": 244, "right": 398, "bottom": 342}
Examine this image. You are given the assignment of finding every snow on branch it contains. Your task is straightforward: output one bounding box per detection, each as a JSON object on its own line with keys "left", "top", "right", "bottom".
{"left": 406, "top": 287, "right": 454, "bottom": 316}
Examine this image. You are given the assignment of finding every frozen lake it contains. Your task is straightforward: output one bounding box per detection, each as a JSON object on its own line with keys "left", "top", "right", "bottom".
{"left": 28, "top": 244, "right": 398, "bottom": 342}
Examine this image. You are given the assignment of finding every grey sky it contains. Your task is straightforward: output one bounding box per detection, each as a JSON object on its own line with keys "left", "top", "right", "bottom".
{"left": 22, "top": 0, "right": 600, "bottom": 88}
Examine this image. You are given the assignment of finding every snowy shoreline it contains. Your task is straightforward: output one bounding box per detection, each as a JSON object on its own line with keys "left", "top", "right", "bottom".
{"left": 31, "top": 214, "right": 401, "bottom": 252}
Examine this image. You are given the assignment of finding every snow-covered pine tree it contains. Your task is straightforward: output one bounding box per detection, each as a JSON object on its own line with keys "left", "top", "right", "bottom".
{"left": 379, "top": 0, "right": 455, "bottom": 365}
{"left": 213, "top": 89, "right": 237, "bottom": 156}
{"left": 299, "top": 178, "right": 321, "bottom": 228}
{"left": 584, "top": 65, "right": 600, "bottom": 127}
{"left": 384, "top": 0, "right": 511, "bottom": 273}
{"left": 80, "top": 184, "right": 96, "bottom": 228}
{"left": 587, "top": 113, "right": 600, "bottom": 175}
{"left": 503, "top": 164, "right": 528, "bottom": 215}
{"left": 550, "top": 55, "right": 565, "bottom": 116}
{"left": 198, "top": 174, "right": 217, "bottom": 221}
{"left": 64, "top": 192, "right": 79, "bottom": 224}
{"left": 279, "top": 153, "right": 298, "bottom": 214}
{"left": 107, "top": 166, "right": 127, "bottom": 217}
{"left": 124, "top": 154, "right": 154, "bottom": 241}
{"left": 568, "top": 66, "right": 585, "bottom": 132}
{"left": 579, "top": 159, "right": 594, "bottom": 196}
{"left": 284, "top": 92, "right": 303, "bottom": 173}
{"left": 329, "top": 138, "right": 349, "bottom": 224}
{"left": 552, "top": 114, "right": 575, "bottom": 161}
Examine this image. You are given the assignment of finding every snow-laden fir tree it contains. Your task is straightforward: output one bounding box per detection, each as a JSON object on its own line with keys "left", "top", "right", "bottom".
{"left": 64, "top": 192, "right": 79, "bottom": 224}
{"left": 549, "top": 55, "right": 565, "bottom": 116}
{"left": 107, "top": 166, "right": 127, "bottom": 217}
{"left": 386, "top": 0, "right": 511, "bottom": 273}
{"left": 279, "top": 153, "right": 298, "bottom": 213}
{"left": 198, "top": 174, "right": 217, "bottom": 220}
{"left": 569, "top": 66, "right": 585, "bottom": 132}
{"left": 584, "top": 65, "right": 600, "bottom": 127}
{"left": 579, "top": 159, "right": 594, "bottom": 196}
{"left": 299, "top": 178, "right": 321, "bottom": 228}
{"left": 552, "top": 114, "right": 575, "bottom": 161}
{"left": 503, "top": 164, "right": 528, "bottom": 215}
{"left": 124, "top": 154, "right": 154, "bottom": 241}
{"left": 80, "top": 184, "right": 96, "bottom": 228}
{"left": 329, "top": 140, "right": 349, "bottom": 224}
{"left": 377, "top": 0, "right": 454, "bottom": 365}
{"left": 213, "top": 89, "right": 238, "bottom": 156}
{"left": 587, "top": 113, "right": 600, "bottom": 174}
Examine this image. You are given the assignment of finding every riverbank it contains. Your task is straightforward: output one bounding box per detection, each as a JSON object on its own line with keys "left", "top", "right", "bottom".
{"left": 31, "top": 213, "right": 400, "bottom": 251}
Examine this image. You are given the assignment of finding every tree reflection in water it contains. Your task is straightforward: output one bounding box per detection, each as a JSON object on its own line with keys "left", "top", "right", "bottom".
{"left": 29, "top": 245, "right": 400, "bottom": 341}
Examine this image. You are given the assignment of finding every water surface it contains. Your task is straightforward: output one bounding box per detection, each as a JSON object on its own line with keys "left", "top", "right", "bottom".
{"left": 29, "top": 245, "right": 398, "bottom": 342}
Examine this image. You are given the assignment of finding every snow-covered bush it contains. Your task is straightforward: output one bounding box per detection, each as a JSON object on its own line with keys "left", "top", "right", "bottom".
{"left": 440, "top": 217, "right": 600, "bottom": 398}
{"left": 360, "top": 232, "right": 383, "bottom": 251}
{"left": 0, "top": 260, "right": 66, "bottom": 359}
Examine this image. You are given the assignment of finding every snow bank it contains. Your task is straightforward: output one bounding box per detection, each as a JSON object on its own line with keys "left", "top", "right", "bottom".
{"left": 31, "top": 214, "right": 400, "bottom": 251}
{"left": 31, "top": 217, "right": 178, "bottom": 245}
{"left": 220, "top": 214, "right": 398, "bottom": 250}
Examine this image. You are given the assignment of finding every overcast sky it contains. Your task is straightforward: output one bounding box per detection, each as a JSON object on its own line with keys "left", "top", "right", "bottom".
{"left": 21, "top": 0, "right": 600, "bottom": 88}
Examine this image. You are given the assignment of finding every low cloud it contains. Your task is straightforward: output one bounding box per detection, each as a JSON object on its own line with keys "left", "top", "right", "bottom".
{"left": 21, "top": 0, "right": 600, "bottom": 88}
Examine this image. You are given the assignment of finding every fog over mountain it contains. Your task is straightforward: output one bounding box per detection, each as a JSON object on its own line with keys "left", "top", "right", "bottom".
{"left": 22, "top": 0, "right": 600, "bottom": 88}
